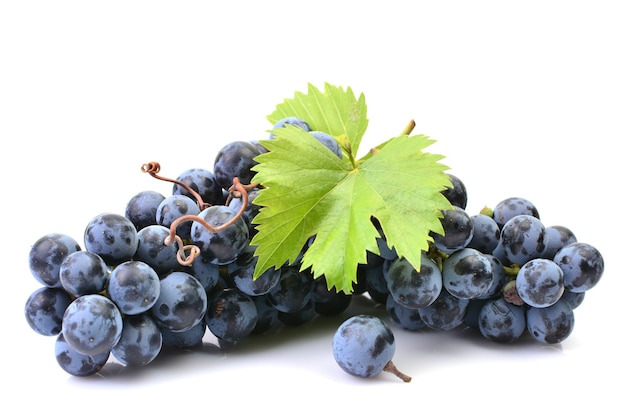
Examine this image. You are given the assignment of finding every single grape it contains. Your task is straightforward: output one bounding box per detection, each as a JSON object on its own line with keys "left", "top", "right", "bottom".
{"left": 540, "top": 225, "right": 577, "bottom": 260}
{"left": 417, "top": 288, "right": 470, "bottom": 331}
{"left": 150, "top": 271, "right": 207, "bottom": 332}
{"left": 55, "top": 332, "right": 110, "bottom": 377}
{"left": 376, "top": 236, "right": 398, "bottom": 261}
{"left": 491, "top": 239, "right": 513, "bottom": 266}
{"left": 332, "top": 315, "right": 411, "bottom": 382}
{"left": 441, "top": 173, "right": 468, "bottom": 209}
{"left": 385, "top": 296, "right": 428, "bottom": 331}
{"left": 492, "top": 196, "right": 540, "bottom": 228}
{"left": 267, "top": 265, "right": 314, "bottom": 313}
{"left": 311, "top": 276, "right": 352, "bottom": 316}
{"left": 24, "top": 286, "right": 73, "bottom": 336}
{"left": 84, "top": 213, "right": 138, "bottom": 266}
{"left": 516, "top": 258, "right": 564, "bottom": 308}
{"left": 478, "top": 297, "right": 526, "bottom": 343}
{"left": 250, "top": 295, "right": 279, "bottom": 335}
{"left": 269, "top": 116, "right": 311, "bottom": 139}
{"left": 29, "top": 233, "right": 82, "bottom": 288}
{"left": 560, "top": 289, "right": 585, "bottom": 309}
{"left": 553, "top": 242, "right": 604, "bottom": 293}
{"left": 475, "top": 254, "right": 507, "bottom": 300}
{"left": 156, "top": 194, "right": 200, "bottom": 241}
{"left": 526, "top": 299, "right": 575, "bottom": 344}
{"left": 133, "top": 224, "right": 180, "bottom": 276}
{"left": 59, "top": 250, "right": 109, "bottom": 297}
{"left": 360, "top": 261, "right": 389, "bottom": 301}
{"left": 125, "top": 190, "right": 166, "bottom": 231}
{"left": 431, "top": 205, "right": 474, "bottom": 255}
{"left": 463, "top": 298, "right": 488, "bottom": 329}
{"left": 190, "top": 253, "right": 222, "bottom": 292}
{"left": 386, "top": 254, "right": 442, "bottom": 309}
{"left": 107, "top": 260, "right": 161, "bottom": 315}
{"left": 213, "top": 140, "right": 262, "bottom": 190}
{"left": 172, "top": 168, "right": 225, "bottom": 206}
{"left": 277, "top": 299, "right": 318, "bottom": 326}
{"left": 205, "top": 288, "right": 258, "bottom": 342}
{"left": 500, "top": 214, "right": 546, "bottom": 265}
{"left": 309, "top": 131, "right": 343, "bottom": 158}
{"left": 229, "top": 245, "right": 281, "bottom": 296}
{"left": 467, "top": 213, "right": 500, "bottom": 254}
{"left": 160, "top": 320, "right": 206, "bottom": 350}
{"left": 111, "top": 313, "right": 162, "bottom": 367}
{"left": 442, "top": 248, "right": 494, "bottom": 300}
{"left": 62, "top": 294, "right": 123, "bottom": 356}
{"left": 191, "top": 205, "right": 249, "bottom": 265}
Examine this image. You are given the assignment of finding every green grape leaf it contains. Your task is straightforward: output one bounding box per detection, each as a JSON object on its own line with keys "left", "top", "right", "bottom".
{"left": 250, "top": 84, "right": 453, "bottom": 294}
{"left": 267, "top": 82, "right": 368, "bottom": 157}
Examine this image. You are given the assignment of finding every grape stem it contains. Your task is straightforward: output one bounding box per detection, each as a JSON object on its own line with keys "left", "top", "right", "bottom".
{"left": 400, "top": 119, "right": 416, "bottom": 136}
{"left": 368, "top": 119, "right": 416, "bottom": 157}
{"left": 383, "top": 360, "right": 412, "bottom": 382}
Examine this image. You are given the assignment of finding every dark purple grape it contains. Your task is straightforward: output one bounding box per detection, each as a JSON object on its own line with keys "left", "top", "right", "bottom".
{"left": 111, "top": 313, "right": 162, "bottom": 366}
{"left": 478, "top": 297, "right": 526, "bottom": 343}
{"left": 553, "top": 242, "right": 604, "bottom": 293}
{"left": 24, "top": 286, "right": 72, "bottom": 336}
{"left": 150, "top": 271, "right": 207, "bottom": 332}
{"left": 526, "top": 299, "right": 575, "bottom": 344}
{"left": 500, "top": 214, "right": 546, "bottom": 265}
{"left": 29, "top": 233, "right": 82, "bottom": 288}
{"left": 269, "top": 116, "right": 311, "bottom": 139}
{"left": 467, "top": 213, "right": 500, "bottom": 254}
{"left": 431, "top": 206, "right": 474, "bottom": 255}
{"left": 156, "top": 194, "right": 200, "bottom": 241}
{"left": 84, "top": 213, "right": 138, "bottom": 266}
{"left": 206, "top": 288, "right": 258, "bottom": 342}
{"left": 62, "top": 294, "right": 123, "bottom": 356}
{"left": 125, "top": 190, "right": 166, "bottom": 231}
{"left": 59, "top": 250, "right": 109, "bottom": 297}
{"left": 55, "top": 333, "right": 110, "bottom": 377}
{"left": 172, "top": 168, "right": 226, "bottom": 206}
{"left": 213, "top": 141, "right": 262, "bottom": 190}
{"left": 191, "top": 205, "right": 249, "bottom": 265}
{"left": 107, "top": 260, "right": 161, "bottom": 315}
{"left": 332, "top": 315, "right": 410, "bottom": 382}
{"left": 540, "top": 225, "right": 577, "bottom": 259}
{"left": 492, "top": 197, "right": 540, "bottom": 229}
{"left": 441, "top": 174, "right": 468, "bottom": 209}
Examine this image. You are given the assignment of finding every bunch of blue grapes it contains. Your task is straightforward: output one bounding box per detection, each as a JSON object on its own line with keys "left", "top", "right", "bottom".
{"left": 23, "top": 123, "right": 355, "bottom": 377}
{"left": 381, "top": 178, "right": 605, "bottom": 346}
{"left": 24, "top": 115, "right": 605, "bottom": 381}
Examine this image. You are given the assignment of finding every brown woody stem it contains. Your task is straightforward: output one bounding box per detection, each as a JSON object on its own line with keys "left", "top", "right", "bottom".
{"left": 383, "top": 361, "right": 412, "bottom": 382}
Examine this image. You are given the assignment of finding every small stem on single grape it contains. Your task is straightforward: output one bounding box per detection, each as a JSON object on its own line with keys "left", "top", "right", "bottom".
{"left": 383, "top": 360, "right": 412, "bottom": 383}
{"left": 502, "top": 280, "right": 525, "bottom": 306}
{"left": 141, "top": 162, "right": 210, "bottom": 210}
{"left": 479, "top": 205, "right": 494, "bottom": 217}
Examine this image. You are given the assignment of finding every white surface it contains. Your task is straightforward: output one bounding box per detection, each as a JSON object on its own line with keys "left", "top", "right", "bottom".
{"left": 1, "top": 1, "right": 623, "bottom": 415}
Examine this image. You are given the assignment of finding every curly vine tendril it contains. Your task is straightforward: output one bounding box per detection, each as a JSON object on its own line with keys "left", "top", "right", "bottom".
{"left": 142, "top": 162, "right": 259, "bottom": 266}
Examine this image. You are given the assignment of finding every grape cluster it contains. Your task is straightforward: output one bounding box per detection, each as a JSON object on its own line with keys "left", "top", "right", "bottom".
{"left": 24, "top": 117, "right": 605, "bottom": 380}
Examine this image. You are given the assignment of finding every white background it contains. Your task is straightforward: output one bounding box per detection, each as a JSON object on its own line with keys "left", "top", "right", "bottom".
{"left": 1, "top": 1, "right": 623, "bottom": 414}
